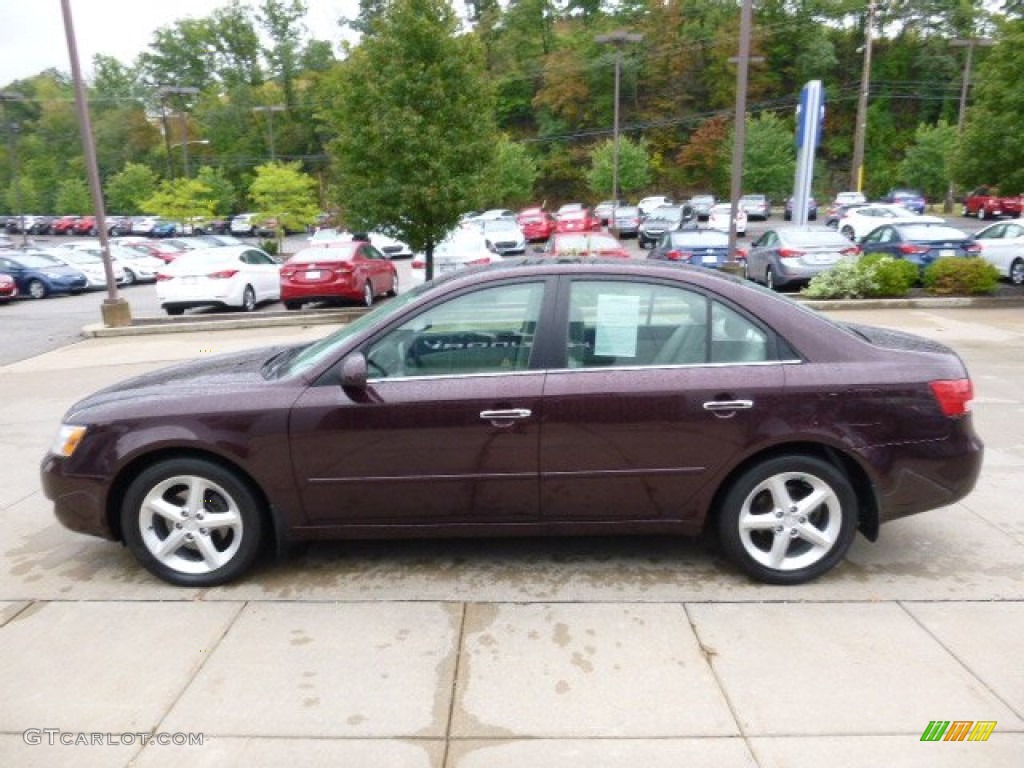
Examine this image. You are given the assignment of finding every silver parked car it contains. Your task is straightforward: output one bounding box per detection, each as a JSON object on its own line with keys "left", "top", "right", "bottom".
{"left": 744, "top": 226, "right": 862, "bottom": 291}
{"left": 610, "top": 205, "right": 641, "bottom": 238}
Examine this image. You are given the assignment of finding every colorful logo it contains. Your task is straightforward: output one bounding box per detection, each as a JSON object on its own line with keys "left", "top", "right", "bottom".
{"left": 920, "top": 720, "right": 997, "bottom": 742}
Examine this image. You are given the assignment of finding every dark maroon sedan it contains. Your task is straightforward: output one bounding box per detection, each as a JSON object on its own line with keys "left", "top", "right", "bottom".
{"left": 41, "top": 260, "right": 983, "bottom": 587}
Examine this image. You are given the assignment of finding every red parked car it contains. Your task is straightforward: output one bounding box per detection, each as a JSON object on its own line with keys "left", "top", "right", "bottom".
{"left": 517, "top": 207, "right": 556, "bottom": 242}
{"left": 72, "top": 215, "right": 98, "bottom": 236}
{"left": 541, "top": 232, "right": 630, "bottom": 258}
{"left": 555, "top": 207, "right": 602, "bottom": 234}
{"left": 0, "top": 272, "right": 18, "bottom": 302}
{"left": 51, "top": 215, "right": 80, "bottom": 235}
{"left": 42, "top": 259, "right": 982, "bottom": 587}
{"left": 280, "top": 240, "right": 398, "bottom": 309}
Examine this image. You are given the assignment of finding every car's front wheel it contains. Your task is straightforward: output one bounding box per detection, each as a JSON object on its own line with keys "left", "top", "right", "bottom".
{"left": 241, "top": 285, "right": 256, "bottom": 312}
{"left": 1010, "top": 258, "right": 1024, "bottom": 286}
{"left": 717, "top": 455, "right": 858, "bottom": 585}
{"left": 121, "top": 457, "right": 265, "bottom": 587}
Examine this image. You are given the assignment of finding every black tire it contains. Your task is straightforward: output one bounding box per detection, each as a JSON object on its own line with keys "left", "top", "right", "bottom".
{"left": 1010, "top": 258, "right": 1024, "bottom": 286}
{"left": 362, "top": 281, "right": 374, "bottom": 307}
{"left": 716, "top": 455, "right": 858, "bottom": 585}
{"left": 241, "top": 285, "right": 256, "bottom": 312}
{"left": 166, "top": 307, "right": 184, "bottom": 316}
{"left": 766, "top": 266, "right": 777, "bottom": 290}
{"left": 28, "top": 279, "right": 48, "bottom": 299}
{"left": 840, "top": 225, "right": 855, "bottom": 241}
{"left": 387, "top": 273, "right": 398, "bottom": 297}
{"left": 978, "top": 208, "right": 987, "bottom": 220}
{"left": 120, "top": 457, "right": 265, "bottom": 587}
{"left": 122, "top": 269, "right": 136, "bottom": 286}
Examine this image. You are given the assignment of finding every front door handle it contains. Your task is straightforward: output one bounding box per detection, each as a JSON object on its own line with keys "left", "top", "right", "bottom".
{"left": 480, "top": 408, "right": 532, "bottom": 424}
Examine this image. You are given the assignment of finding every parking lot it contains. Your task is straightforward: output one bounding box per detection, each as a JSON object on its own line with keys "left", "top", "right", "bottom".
{"left": 0, "top": 301, "right": 1021, "bottom": 766}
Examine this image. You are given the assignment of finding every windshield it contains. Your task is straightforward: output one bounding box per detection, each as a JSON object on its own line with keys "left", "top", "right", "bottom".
{"left": 14, "top": 254, "right": 61, "bottom": 268}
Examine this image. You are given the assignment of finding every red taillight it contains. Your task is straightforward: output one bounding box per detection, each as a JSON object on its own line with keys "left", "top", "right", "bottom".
{"left": 841, "top": 246, "right": 861, "bottom": 257}
{"left": 280, "top": 267, "right": 296, "bottom": 278}
{"left": 207, "top": 269, "right": 239, "bottom": 279}
{"left": 411, "top": 258, "right": 426, "bottom": 270}
{"left": 156, "top": 273, "right": 172, "bottom": 281}
{"left": 929, "top": 379, "right": 973, "bottom": 417}
{"left": 467, "top": 257, "right": 493, "bottom": 266}
{"left": 899, "top": 243, "right": 928, "bottom": 255}
{"left": 965, "top": 242, "right": 982, "bottom": 255}
{"left": 777, "top": 248, "right": 804, "bottom": 259}
{"left": 666, "top": 250, "right": 693, "bottom": 262}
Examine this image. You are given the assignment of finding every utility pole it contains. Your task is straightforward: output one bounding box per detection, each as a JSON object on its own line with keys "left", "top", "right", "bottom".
{"left": 727, "top": 0, "right": 760, "bottom": 263}
{"left": 253, "top": 105, "right": 286, "bottom": 161}
{"left": 945, "top": 37, "right": 994, "bottom": 212}
{"left": 595, "top": 30, "right": 642, "bottom": 228}
{"left": 0, "top": 92, "right": 27, "bottom": 247}
{"left": 157, "top": 86, "right": 199, "bottom": 178}
{"left": 851, "top": 0, "right": 877, "bottom": 193}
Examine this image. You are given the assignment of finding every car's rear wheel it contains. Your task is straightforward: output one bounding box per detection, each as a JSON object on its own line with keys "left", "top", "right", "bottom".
{"left": 387, "top": 273, "right": 398, "bottom": 297}
{"left": 121, "top": 457, "right": 265, "bottom": 587}
{"left": 122, "top": 269, "right": 136, "bottom": 286}
{"left": 241, "top": 285, "right": 256, "bottom": 312}
{"left": 978, "top": 208, "right": 987, "bottom": 220}
{"left": 717, "top": 455, "right": 858, "bottom": 585}
{"left": 28, "top": 279, "right": 47, "bottom": 299}
{"left": 1010, "top": 258, "right": 1024, "bottom": 285}
{"left": 765, "top": 266, "right": 777, "bottom": 290}
{"left": 840, "top": 225, "right": 855, "bottom": 240}
{"left": 362, "top": 281, "right": 374, "bottom": 307}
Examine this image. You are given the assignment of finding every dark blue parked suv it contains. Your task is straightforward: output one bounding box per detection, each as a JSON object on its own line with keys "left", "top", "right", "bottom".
{"left": 883, "top": 188, "right": 927, "bottom": 215}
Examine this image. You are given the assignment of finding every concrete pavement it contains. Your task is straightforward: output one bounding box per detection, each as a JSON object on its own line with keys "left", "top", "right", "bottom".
{"left": 1, "top": 307, "right": 1022, "bottom": 766}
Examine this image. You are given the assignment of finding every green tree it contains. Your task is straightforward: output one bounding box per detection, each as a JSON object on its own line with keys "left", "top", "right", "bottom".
{"left": 105, "top": 163, "right": 160, "bottom": 214}
{"left": 898, "top": 120, "right": 957, "bottom": 202}
{"left": 141, "top": 178, "right": 217, "bottom": 228}
{"left": 586, "top": 137, "right": 652, "bottom": 200}
{"left": 323, "top": 0, "right": 498, "bottom": 279}
{"left": 194, "top": 166, "right": 238, "bottom": 215}
{"left": 723, "top": 113, "right": 795, "bottom": 201}
{"left": 483, "top": 137, "right": 539, "bottom": 207}
{"left": 248, "top": 161, "right": 319, "bottom": 250}
{"left": 54, "top": 178, "right": 92, "bottom": 214}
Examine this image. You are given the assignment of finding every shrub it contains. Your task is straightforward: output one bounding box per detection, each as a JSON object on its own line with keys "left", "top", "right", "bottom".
{"left": 859, "top": 254, "right": 918, "bottom": 296}
{"left": 802, "top": 259, "right": 877, "bottom": 298}
{"left": 259, "top": 238, "right": 279, "bottom": 255}
{"left": 922, "top": 257, "right": 999, "bottom": 295}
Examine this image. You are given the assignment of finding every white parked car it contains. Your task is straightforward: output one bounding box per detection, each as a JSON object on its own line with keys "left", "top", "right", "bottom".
{"left": 131, "top": 216, "right": 162, "bottom": 235}
{"left": 229, "top": 213, "right": 259, "bottom": 235}
{"left": 57, "top": 241, "right": 163, "bottom": 285}
{"left": 410, "top": 230, "right": 498, "bottom": 286}
{"left": 155, "top": 245, "right": 281, "bottom": 315}
{"left": 706, "top": 203, "right": 748, "bottom": 236}
{"left": 835, "top": 203, "right": 943, "bottom": 242}
{"left": 46, "top": 247, "right": 125, "bottom": 289}
{"left": 306, "top": 228, "right": 414, "bottom": 259}
{"left": 478, "top": 217, "right": 527, "bottom": 255}
{"left": 973, "top": 220, "right": 1024, "bottom": 285}
{"left": 637, "top": 195, "right": 673, "bottom": 218}
{"left": 833, "top": 191, "right": 867, "bottom": 206}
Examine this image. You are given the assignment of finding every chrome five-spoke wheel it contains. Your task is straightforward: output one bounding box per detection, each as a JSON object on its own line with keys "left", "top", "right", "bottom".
{"left": 121, "top": 458, "right": 264, "bottom": 586}
{"left": 717, "top": 455, "right": 857, "bottom": 584}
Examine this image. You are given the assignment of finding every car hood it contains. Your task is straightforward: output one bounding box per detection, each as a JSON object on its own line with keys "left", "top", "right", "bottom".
{"left": 64, "top": 345, "right": 295, "bottom": 419}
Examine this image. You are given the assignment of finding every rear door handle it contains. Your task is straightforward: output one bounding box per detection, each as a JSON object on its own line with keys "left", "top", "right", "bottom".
{"left": 703, "top": 399, "right": 753, "bottom": 413}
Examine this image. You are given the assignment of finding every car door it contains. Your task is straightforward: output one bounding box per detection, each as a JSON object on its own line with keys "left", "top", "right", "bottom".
{"left": 975, "top": 223, "right": 1018, "bottom": 274}
{"left": 358, "top": 243, "right": 394, "bottom": 293}
{"left": 860, "top": 225, "right": 897, "bottom": 256}
{"left": 288, "top": 279, "right": 551, "bottom": 525}
{"left": 243, "top": 249, "right": 281, "bottom": 301}
{"left": 748, "top": 230, "right": 778, "bottom": 278}
{"left": 540, "top": 277, "right": 785, "bottom": 523}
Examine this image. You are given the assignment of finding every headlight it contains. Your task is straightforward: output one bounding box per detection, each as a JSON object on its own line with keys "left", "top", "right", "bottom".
{"left": 50, "top": 425, "right": 87, "bottom": 457}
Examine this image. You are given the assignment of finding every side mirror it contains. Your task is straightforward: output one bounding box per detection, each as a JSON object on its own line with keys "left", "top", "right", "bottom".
{"left": 340, "top": 352, "right": 368, "bottom": 390}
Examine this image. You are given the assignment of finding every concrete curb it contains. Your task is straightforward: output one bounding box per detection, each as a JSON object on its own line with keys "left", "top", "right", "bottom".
{"left": 81, "top": 295, "right": 1023, "bottom": 337}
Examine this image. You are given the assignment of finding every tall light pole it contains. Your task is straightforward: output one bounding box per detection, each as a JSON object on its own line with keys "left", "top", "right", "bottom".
{"left": 253, "top": 105, "right": 286, "bottom": 161}
{"left": 0, "top": 92, "right": 27, "bottom": 247}
{"left": 60, "top": 0, "right": 130, "bottom": 327}
{"left": 170, "top": 139, "right": 210, "bottom": 179}
{"left": 595, "top": 30, "right": 642, "bottom": 226}
{"left": 851, "top": 0, "right": 877, "bottom": 193}
{"left": 945, "top": 37, "right": 994, "bottom": 212}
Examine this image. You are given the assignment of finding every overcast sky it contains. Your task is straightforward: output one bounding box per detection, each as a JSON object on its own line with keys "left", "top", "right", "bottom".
{"left": 0, "top": 1, "right": 359, "bottom": 87}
